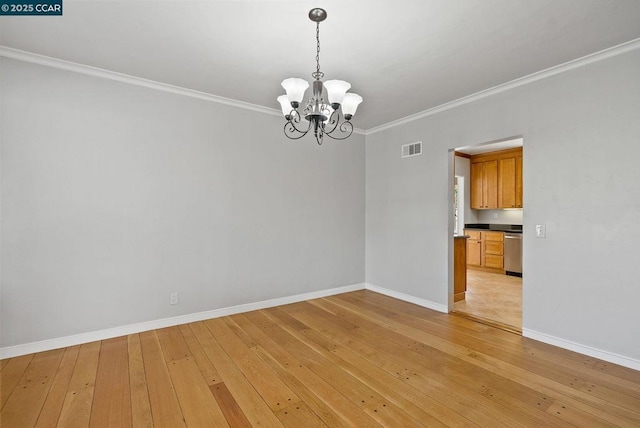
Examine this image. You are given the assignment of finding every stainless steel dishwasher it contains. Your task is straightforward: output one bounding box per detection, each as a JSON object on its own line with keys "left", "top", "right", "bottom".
{"left": 504, "top": 232, "right": 523, "bottom": 277}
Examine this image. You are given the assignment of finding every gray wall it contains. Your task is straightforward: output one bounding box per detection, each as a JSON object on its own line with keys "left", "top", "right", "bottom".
{"left": 365, "top": 48, "right": 640, "bottom": 360}
{"left": 0, "top": 58, "right": 365, "bottom": 347}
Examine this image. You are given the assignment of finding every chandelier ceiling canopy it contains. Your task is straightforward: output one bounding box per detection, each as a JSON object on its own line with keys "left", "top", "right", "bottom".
{"left": 277, "top": 8, "right": 362, "bottom": 145}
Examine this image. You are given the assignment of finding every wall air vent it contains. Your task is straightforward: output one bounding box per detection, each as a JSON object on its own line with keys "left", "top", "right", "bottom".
{"left": 401, "top": 141, "right": 422, "bottom": 158}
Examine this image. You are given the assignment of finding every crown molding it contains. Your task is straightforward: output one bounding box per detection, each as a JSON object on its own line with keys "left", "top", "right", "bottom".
{"left": 365, "top": 37, "right": 640, "bottom": 135}
{"left": 0, "top": 46, "right": 280, "bottom": 116}
{"left": 5, "top": 37, "right": 636, "bottom": 138}
{"left": 0, "top": 46, "right": 366, "bottom": 135}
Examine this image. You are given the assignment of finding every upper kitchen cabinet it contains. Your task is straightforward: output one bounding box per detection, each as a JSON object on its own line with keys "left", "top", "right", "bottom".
{"left": 498, "top": 157, "right": 517, "bottom": 208}
{"left": 471, "top": 161, "right": 498, "bottom": 209}
{"left": 470, "top": 148, "right": 523, "bottom": 209}
{"left": 516, "top": 154, "right": 523, "bottom": 208}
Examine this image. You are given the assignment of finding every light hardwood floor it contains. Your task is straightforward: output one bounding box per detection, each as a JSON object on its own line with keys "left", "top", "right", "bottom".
{"left": 454, "top": 270, "right": 523, "bottom": 331}
{"left": 2, "top": 290, "right": 640, "bottom": 427}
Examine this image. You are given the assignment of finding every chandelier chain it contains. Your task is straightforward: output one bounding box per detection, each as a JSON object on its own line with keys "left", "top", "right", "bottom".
{"left": 314, "top": 22, "right": 323, "bottom": 80}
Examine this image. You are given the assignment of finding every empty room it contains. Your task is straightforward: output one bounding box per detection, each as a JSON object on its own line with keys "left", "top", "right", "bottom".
{"left": 2, "top": 1, "right": 640, "bottom": 426}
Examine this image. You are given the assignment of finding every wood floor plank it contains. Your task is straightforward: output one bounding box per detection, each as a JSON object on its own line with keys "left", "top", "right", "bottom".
{"left": 229, "top": 314, "right": 381, "bottom": 428}
{"left": 35, "top": 345, "right": 80, "bottom": 428}
{"left": 57, "top": 342, "right": 101, "bottom": 428}
{"left": 166, "top": 356, "right": 229, "bottom": 427}
{"left": 155, "top": 326, "right": 191, "bottom": 363}
{"left": 154, "top": 324, "right": 230, "bottom": 426}
{"left": 127, "top": 334, "right": 154, "bottom": 428}
{"left": 204, "top": 317, "right": 300, "bottom": 411}
{"left": 89, "top": 336, "right": 132, "bottom": 427}
{"left": 189, "top": 321, "right": 284, "bottom": 427}
{"left": 275, "top": 401, "right": 328, "bottom": 428}
{"left": 209, "top": 382, "right": 252, "bottom": 428}
{"left": 0, "top": 353, "right": 34, "bottom": 409}
{"left": 0, "top": 348, "right": 65, "bottom": 427}
{"left": 178, "top": 323, "right": 221, "bottom": 386}
{"left": 139, "top": 331, "right": 186, "bottom": 428}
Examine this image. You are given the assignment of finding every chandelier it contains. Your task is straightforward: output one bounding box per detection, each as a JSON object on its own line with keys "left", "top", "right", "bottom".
{"left": 277, "top": 8, "right": 363, "bottom": 145}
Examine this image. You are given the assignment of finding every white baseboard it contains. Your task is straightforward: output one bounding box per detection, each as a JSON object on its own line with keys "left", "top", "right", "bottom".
{"left": 364, "top": 283, "right": 448, "bottom": 313}
{"left": 522, "top": 328, "right": 640, "bottom": 372}
{"left": 0, "top": 283, "right": 366, "bottom": 359}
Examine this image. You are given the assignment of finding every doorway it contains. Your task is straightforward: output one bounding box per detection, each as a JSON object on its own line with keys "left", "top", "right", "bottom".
{"left": 449, "top": 137, "right": 523, "bottom": 333}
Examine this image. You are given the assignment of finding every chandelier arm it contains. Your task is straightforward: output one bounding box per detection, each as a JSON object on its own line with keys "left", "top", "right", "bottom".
{"left": 323, "top": 120, "right": 354, "bottom": 141}
{"left": 288, "top": 110, "right": 310, "bottom": 132}
{"left": 284, "top": 116, "right": 313, "bottom": 140}
{"left": 322, "top": 109, "right": 341, "bottom": 134}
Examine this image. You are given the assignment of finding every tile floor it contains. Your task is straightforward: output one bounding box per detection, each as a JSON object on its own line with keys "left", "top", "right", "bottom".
{"left": 454, "top": 269, "right": 522, "bottom": 331}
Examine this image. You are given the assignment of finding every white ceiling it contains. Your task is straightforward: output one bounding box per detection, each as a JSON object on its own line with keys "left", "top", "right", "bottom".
{"left": 456, "top": 137, "right": 523, "bottom": 155}
{"left": 2, "top": 0, "right": 640, "bottom": 130}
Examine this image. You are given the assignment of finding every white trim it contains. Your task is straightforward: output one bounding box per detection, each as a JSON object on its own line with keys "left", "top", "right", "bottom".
{"left": 523, "top": 328, "right": 640, "bottom": 372}
{"left": 0, "top": 46, "right": 280, "bottom": 117}
{"left": 365, "top": 37, "right": 640, "bottom": 135}
{"left": 2, "top": 38, "right": 638, "bottom": 137}
{"left": 0, "top": 283, "right": 365, "bottom": 359}
{"left": 0, "top": 46, "right": 366, "bottom": 136}
{"left": 364, "top": 283, "right": 448, "bottom": 313}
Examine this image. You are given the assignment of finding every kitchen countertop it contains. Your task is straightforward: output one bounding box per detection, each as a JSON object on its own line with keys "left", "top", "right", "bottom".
{"left": 464, "top": 223, "right": 522, "bottom": 233}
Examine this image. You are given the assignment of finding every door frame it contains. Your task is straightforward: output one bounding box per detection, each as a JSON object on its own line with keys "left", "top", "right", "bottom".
{"left": 446, "top": 135, "right": 524, "bottom": 313}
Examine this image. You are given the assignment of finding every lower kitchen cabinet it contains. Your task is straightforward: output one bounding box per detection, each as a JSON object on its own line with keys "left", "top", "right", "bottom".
{"left": 483, "top": 232, "right": 504, "bottom": 269}
{"left": 464, "top": 229, "right": 504, "bottom": 272}
{"left": 465, "top": 231, "right": 482, "bottom": 266}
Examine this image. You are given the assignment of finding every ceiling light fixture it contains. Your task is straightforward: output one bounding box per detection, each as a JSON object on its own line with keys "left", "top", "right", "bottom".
{"left": 277, "top": 8, "right": 363, "bottom": 145}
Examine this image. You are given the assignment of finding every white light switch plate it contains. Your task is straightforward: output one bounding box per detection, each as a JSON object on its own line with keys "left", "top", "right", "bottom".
{"left": 535, "top": 224, "right": 546, "bottom": 238}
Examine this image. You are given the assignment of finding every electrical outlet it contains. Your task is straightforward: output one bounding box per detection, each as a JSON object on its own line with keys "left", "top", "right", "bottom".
{"left": 535, "top": 224, "right": 546, "bottom": 238}
{"left": 170, "top": 292, "right": 179, "bottom": 305}
{"left": 493, "top": 213, "right": 498, "bottom": 219}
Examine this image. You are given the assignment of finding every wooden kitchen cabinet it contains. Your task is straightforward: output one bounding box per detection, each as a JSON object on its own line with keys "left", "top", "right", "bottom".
{"left": 465, "top": 230, "right": 482, "bottom": 266}
{"left": 470, "top": 161, "right": 498, "bottom": 209}
{"left": 454, "top": 236, "right": 468, "bottom": 302}
{"left": 464, "top": 229, "right": 504, "bottom": 272}
{"left": 483, "top": 231, "right": 504, "bottom": 269}
{"left": 498, "top": 157, "right": 517, "bottom": 208}
{"left": 470, "top": 148, "right": 523, "bottom": 209}
{"left": 516, "top": 155, "right": 523, "bottom": 208}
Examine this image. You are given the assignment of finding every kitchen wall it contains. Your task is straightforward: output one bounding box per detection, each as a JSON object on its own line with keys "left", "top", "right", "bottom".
{"left": 0, "top": 58, "right": 366, "bottom": 348}
{"left": 476, "top": 209, "right": 523, "bottom": 225}
{"left": 454, "top": 156, "right": 478, "bottom": 226}
{"left": 365, "top": 47, "right": 640, "bottom": 364}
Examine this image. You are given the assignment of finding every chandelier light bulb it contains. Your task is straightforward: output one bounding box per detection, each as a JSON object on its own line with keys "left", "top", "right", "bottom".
{"left": 323, "top": 80, "right": 351, "bottom": 108}
{"left": 341, "top": 93, "right": 363, "bottom": 120}
{"left": 281, "top": 78, "right": 309, "bottom": 107}
{"left": 277, "top": 95, "right": 293, "bottom": 119}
